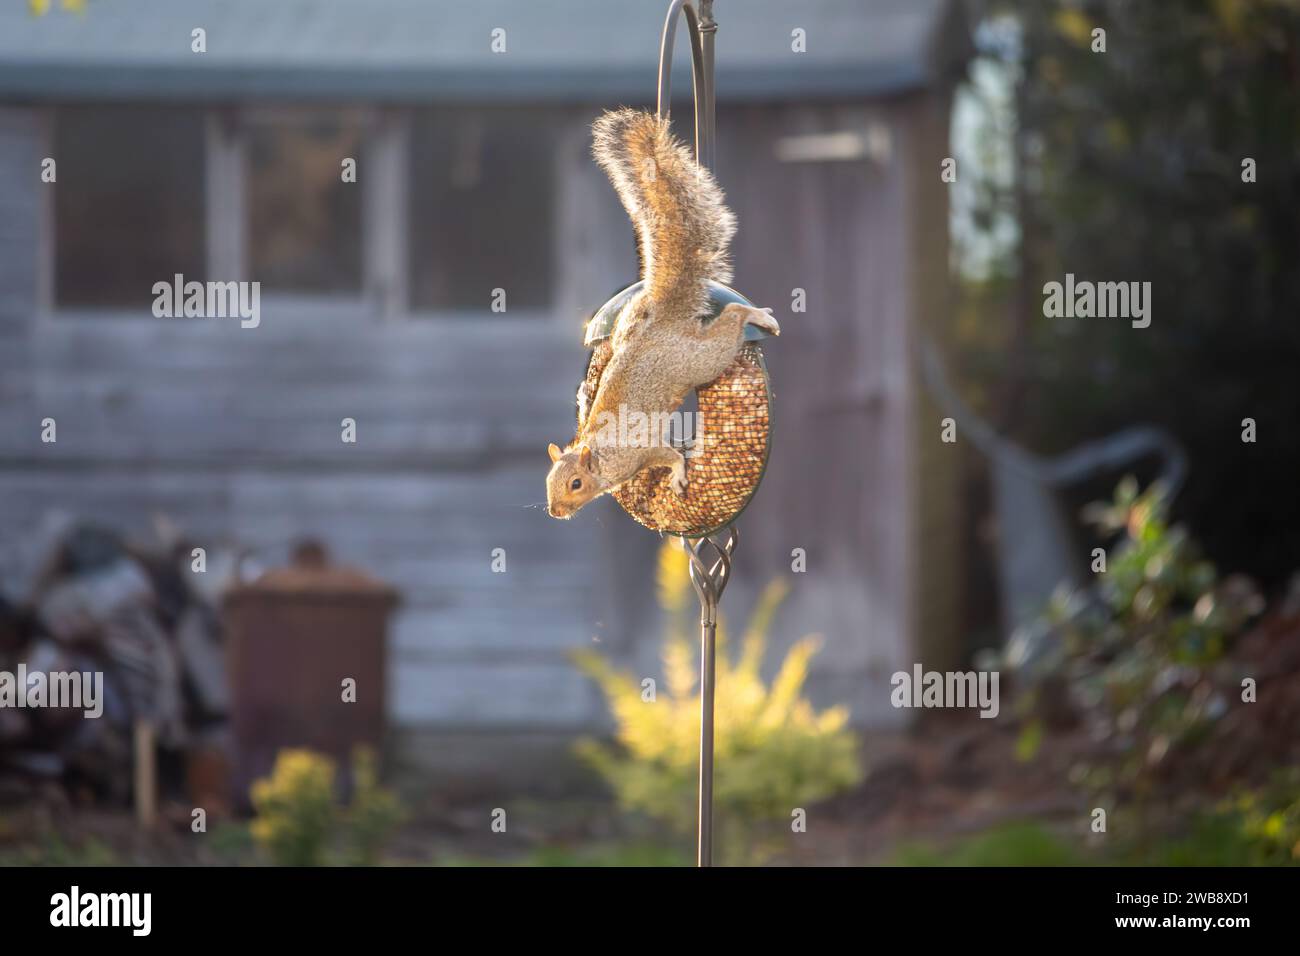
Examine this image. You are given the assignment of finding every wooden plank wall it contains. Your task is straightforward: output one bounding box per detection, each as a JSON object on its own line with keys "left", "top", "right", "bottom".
{"left": 710, "top": 101, "right": 932, "bottom": 726}
{"left": 0, "top": 109, "right": 41, "bottom": 437}
{"left": 0, "top": 98, "right": 961, "bottom": 767}
{"left": 0, "top": 106, "right": 627, "bottom": 752}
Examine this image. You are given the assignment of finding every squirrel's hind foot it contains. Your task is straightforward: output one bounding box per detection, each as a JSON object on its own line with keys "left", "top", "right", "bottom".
{"left": 745, "top": 306, "right": 781, "bottom": 337}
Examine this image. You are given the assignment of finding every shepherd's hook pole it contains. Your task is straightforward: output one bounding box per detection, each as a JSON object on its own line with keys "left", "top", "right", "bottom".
{"left": 658, "top": 0, "right": 724, "bottom": 868}
{"left": 687, "top": 526, "right": 736, "bottom": 866}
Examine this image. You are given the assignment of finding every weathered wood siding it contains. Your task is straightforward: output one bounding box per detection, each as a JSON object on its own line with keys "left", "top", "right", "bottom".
{"left": 0, "top": 106, "right": 630, "bottom": 749}
{"left": 0, "top": 96, "right": 962, "bottom": 766}
{"left": 707, "top": 100, "right": 959, "bottom": 725}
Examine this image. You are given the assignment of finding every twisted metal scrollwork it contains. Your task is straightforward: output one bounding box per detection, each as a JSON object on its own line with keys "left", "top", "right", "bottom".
{"left": 685, "top": 525, "right": 736, "bottom": 626}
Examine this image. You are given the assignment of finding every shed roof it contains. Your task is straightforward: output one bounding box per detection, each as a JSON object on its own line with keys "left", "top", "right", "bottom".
{"left": 0, "top": 0, "right": 969, "bottom": 103}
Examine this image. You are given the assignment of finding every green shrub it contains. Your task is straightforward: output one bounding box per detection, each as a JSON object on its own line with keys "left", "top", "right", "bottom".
{"left": 1016, "top": 478, "right": 1261, "bottom": 799}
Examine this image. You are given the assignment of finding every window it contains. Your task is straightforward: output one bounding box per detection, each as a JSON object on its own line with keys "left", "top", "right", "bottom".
{"left": 246, "top": 109, "right": 364, "bottom": 294}
{"left": 408, "top": 107, "right": 556, "bottom": 312}
{"left": 53, "top": 106, "right": 205, "bottom": 309}
{"left": 49, "top": 104, "right": 561, "bottom": 318}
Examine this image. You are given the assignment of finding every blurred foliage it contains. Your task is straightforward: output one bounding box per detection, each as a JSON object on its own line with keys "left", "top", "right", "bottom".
{"left": 1105, "top": 769, "right": 1300, "bottom": 864}
{"left": 961, "top": 0, "right": 1300, "bottom": 585}
{"left": 889, "top": 822, "right": 1086, "bottom": 866}
{"left": 1222, "top": 768, "right": 1300, "bottom": 863}
{"left": 0, "top": 830, "right": 116, "bottom": 867}
{"left": 435, "top": 842, "right": 692, "bottom": 868}
{"left": 207, "top": 820, "right": 257, "bottom": 862}
{"left": 519, "top": 842, "right": 691, "bottom": 867}
{"left": 890, "top": 777, "right": 1300, "bottom": 865}
{"left": 250, "top": 749, "right": 338, "bottom": 866}
{"left": 1015, "top": 478, "right": 1261, "bottom": 800}
{"left": 573, "top": 539, "right": 862, "bottom": 864}
{"left": 30, "top": 0, "right": 86, "bottom": 15}
{"left": 345, "top": 746, "right": 406, "bottom": 866}
{"left": 250, "top": 746, "right": 403, "bottom": 866}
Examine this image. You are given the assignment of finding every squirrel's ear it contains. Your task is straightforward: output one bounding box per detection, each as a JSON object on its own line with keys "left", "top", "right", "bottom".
{"left": 548, "top": 443, "right": 563, "bottom": 463}
{"left": 578, "top": 444, "right": 592, "bottom": 470}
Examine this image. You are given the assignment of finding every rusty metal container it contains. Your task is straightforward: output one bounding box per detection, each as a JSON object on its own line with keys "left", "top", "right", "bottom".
{"left": 222, "top": 542, "right": 399, "bottom": 803}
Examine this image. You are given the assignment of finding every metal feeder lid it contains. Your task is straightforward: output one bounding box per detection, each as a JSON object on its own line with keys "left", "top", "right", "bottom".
{"left": 583, "top": 280, "right": 775, "bottom": 348}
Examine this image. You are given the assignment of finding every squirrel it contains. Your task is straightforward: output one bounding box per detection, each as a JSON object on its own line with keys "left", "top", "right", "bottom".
{"left": 546, "top": 108, "right": 779, "bottom": 520}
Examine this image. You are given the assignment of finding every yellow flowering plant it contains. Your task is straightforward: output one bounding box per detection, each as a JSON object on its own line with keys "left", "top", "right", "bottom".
{"left": 249, "top": 746, "right": 404, "bottom": 866}
{"left": 573, "top": 539, "right": 862, "bottom": 861}
{"left": 250, "top": 749, "right": 338, "bottom": 867}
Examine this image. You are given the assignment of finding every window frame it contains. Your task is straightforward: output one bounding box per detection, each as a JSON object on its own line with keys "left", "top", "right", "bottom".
{"left": 403, "top": 104, "right": 559, "bottom": 321}
{"left": 38, "top": 102, "right": 563, "bottom": 325}
{"left": 39, "top": 104, "right": 211, "bottom": 320}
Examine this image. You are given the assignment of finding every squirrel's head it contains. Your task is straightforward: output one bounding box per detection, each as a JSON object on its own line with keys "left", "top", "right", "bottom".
{"left": 546, "top": 442, "right": 603, "bottom": 519}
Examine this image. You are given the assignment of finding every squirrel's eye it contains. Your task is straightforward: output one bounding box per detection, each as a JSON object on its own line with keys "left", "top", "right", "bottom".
{"left": 570, "top": 478, "right": 582, "bottom": 491}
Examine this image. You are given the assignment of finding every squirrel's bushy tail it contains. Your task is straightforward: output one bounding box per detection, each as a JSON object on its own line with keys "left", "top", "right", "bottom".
{"left": 592, "top": 109, "right": 736, "bottom": 318}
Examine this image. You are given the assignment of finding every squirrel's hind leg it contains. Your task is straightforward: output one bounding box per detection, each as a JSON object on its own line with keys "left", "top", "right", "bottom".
{"left": 677, "top": 304, "right": 758, "bottom": 386}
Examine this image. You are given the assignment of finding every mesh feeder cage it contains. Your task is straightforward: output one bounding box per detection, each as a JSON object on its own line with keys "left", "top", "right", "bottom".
{"left": 578, "top": 0, "right": 773, "bottom": 867}
{"left": 581, "top": 281, "right": 773, "bottom": 537}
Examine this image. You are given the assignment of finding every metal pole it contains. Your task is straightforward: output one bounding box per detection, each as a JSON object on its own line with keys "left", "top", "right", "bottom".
{"left": 699, "top": 613, "right": 716, "bottom": 865}
{"left": 687, "top": 526, "right": 736, "bottom": 866}
{"left": 696, "top": 1, "right": 716, "bottom": 172}
{"left": 656, "top": 1, "right": 703, "bottom": 129}
{"left": 658, "top": 0, "right": 726, "bottom": 868}
{"left": 655, "top": 1, "right": 714, "bottom": 172}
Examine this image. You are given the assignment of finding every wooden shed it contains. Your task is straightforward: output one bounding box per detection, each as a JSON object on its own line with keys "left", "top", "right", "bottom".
{"left": 0, "top": 0, "right": 971, "bottom": 778}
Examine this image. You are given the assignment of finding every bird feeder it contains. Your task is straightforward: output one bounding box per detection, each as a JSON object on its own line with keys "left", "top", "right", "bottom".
{"left": 581, "top": 280, "right": 774, "bottom": 537}
{"left": 578, "top": 0, "right": 771, "bottom": 867}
